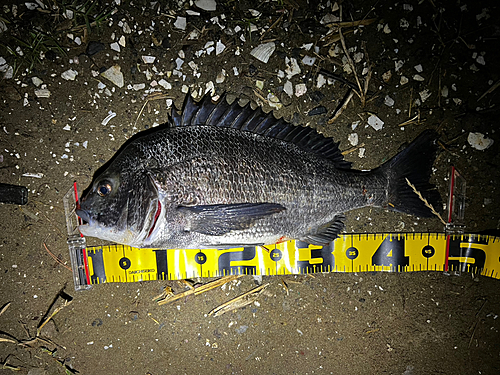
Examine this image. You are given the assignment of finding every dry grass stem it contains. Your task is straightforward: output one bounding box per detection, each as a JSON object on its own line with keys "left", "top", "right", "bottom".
{"left": 157, "top": 275, "right": 242, "bottom": 306}
{"left": 43, "top": 242, "right": 72, "bottom": 272}
{"left": 328, "top": 89, "right": 354, "bottom": 124}
{"left": 0, "top": 302, "right": 11, "bottom": 317}
{"left": 341, "top": 143, "right": 366, "bottom": 156}
{"left": 477, "top": 79, "right": 500, "bottom": 101}
{"left": 135, "top": 93, "right": 175, "bottom": 127}
{"left": 338, "top": 29, "right": 363, "bottom": 100}
{"left": 208, "top": 283, "right": 269, "bottom": 317}
{"left": 398, "top": 112, "right": 421, "bottom": 127}
{"left": 36, "top": 300, "right": 72, "bottom": 337}
{"left": 405, "top": 178, "right": 446, "bottom": 225}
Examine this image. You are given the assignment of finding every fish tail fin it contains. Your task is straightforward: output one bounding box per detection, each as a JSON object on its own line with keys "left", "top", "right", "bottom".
{"left": 382, "top": 130, "right": 442, "bottom": 217}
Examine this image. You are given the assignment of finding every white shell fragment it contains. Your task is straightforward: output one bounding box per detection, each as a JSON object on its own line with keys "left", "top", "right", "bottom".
{"left": 119, "top": 35, "right": 126, "bottom": 47}
{"left": 216, "top": 69, "right": 226, "bottom": 83}
{"left": 302, "top": 55, "right": 316, "bottom": 66}
{"left": 384, "top": 95, "right": 395, "bottom": 107}
{"left": 285, "top": 57, "right": 301, "bottom": 78}
{"left": 31, "top": 76, "right": 43, "bottom": 87}
{"left": 101, "top": 111, "right": 117, "bottom": 125}
{"left": 295, "top": 83, "right": 307, "bottom": 97}
{"left": 174, "top": 16, "right": 187, "bottom": 30}
{"left": 101, "top": 65, "right": 124, "bottom": 88}
{"left": 368, "top": 114, "right": 384, "bottom": 131}
{"left": 22, "top": 172, "right": 44, "bottom": 178}
{"left": 250, "top": 42, "right": 275, "bottom": 64}
{"left": 419, "top": 89, "right": 431, "bottom": 102}
{"left": 348, "top": 133, "right": 359, "bottom": 146}
{"left": 468, "top": 132, "right": 494, "bottom": 150}
{"left": 284, "top": 80, "right": 293, "bottom": 97}
{"left": 216, "top": 40, "right": 226, "bottom": 55}
{"left": 61, "top": 69, "right": 78, "bottom": 81}
{"left": 158, "top": 79, "right": 172, "bottom": 90}
{"left": 413, "top": 74, "right": 425, "bottom": 81}
{"left": 142, "top": 55, "right": 156, "bottom": 64}
{"left": 34, "top": 89, "right": 51, "bottom": 98}
{"left": 195, "top": 0, "right": 216, "bottom": 11}
{"left": 267, "top": 93, "right": 282, "bottom": 110}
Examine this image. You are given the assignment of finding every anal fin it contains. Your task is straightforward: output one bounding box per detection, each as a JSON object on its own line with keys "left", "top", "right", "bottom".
{"left": 300, "top": 214, "right": 345, "bottom": 245}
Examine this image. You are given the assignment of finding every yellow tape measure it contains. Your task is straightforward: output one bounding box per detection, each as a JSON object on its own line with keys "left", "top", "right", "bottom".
{"left": 68, "top": 233, "right": 500, "bottom": 289}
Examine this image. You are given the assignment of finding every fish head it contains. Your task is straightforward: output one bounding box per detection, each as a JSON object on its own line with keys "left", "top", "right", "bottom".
{"left": 77, "top": 158, "right": 160, "bottom": 247}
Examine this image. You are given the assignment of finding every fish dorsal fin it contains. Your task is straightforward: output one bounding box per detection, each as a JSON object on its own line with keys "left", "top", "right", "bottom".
{"left": 169, "top": 92, "right": 351, "bottom": 169}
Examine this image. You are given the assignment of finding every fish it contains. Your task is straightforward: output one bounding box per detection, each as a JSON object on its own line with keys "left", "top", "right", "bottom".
{"left": 76, "top": 93, "right": 442, "bottom": 249}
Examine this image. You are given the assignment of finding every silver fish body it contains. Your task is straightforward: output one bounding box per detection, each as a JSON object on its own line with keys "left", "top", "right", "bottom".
{"left": 77, "top": 94, "right": 441, "bottom": 248}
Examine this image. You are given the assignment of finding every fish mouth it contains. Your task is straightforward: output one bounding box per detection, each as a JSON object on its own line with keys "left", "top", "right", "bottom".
{"left": 76, "top": 208, "right": 91, "bottom": 225}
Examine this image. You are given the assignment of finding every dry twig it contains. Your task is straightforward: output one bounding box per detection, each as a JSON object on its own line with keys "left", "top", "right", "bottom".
{"left": 208, "top": 283, "right": 269, "bottom": 317}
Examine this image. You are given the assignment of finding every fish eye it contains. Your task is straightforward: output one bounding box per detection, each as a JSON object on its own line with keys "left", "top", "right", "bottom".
{"left": 97, "top": 182, "right": 112, "bottom": 197}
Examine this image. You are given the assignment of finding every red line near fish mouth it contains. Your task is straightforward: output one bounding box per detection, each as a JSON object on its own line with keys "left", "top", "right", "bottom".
{"left": 148, "top": 201, "right": 161, "bottom": 238}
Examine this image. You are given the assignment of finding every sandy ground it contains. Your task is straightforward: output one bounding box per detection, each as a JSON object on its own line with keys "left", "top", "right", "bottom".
{"left": 1, "top": 0, "right": 499, "bottom": 374}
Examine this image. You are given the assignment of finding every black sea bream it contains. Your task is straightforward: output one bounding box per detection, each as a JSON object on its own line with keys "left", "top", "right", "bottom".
{"left": 77, "top": 93, "right": 441, "bottom": 249}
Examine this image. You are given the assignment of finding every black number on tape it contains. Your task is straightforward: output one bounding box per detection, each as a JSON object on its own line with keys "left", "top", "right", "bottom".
{"left": 270, "top": 249, "right": 282, "bottom": 262}
{"left": 422, "top": 245, "right": 435, "bottom": 258}
{"left": 218, "top": 247, "right": 257, "bottom": 275}
{"left": 195, "top": 252, "right": 207, "bottom": 264}
{"left": 296, "top": 241, "right": 335, "bottom": 273}
{"left": 346, "top": 247, "right": 359, "bottom": 260}
{"left": 371, "top": 235, "right": 409, "bottom": 269}
{"left": 448, "top": 236, "right": 486, "bottom": 273}
{"left": 119, "top": 257, "right": 131, "bottom": 270}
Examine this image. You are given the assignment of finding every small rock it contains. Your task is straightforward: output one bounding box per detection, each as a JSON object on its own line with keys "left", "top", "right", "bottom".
{"left": 308, "top": 106, "right": 327, "bottom": 116}
{"left": 110, "top": 42, "right": 120, "bottom": 52}
{"left": 118, "top": 35, "right": 126, "bottom": 47}
{"left": 413, "top": 74, "right": 425, "bottom": 81}
{"left": 384, "top": 95, "right": 395, "bottom": 107}
{"left": 86, "top": 41, "right": 105, "bottom": 56}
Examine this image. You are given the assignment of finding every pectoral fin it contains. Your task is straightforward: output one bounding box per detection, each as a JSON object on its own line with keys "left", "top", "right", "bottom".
{"left": 177, "top": 203, "right": 286, "bottom": 236}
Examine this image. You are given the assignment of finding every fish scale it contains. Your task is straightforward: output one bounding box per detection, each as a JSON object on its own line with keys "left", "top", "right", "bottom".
{"left": 77, "top": 93, "right": 442, "bottom": 249}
